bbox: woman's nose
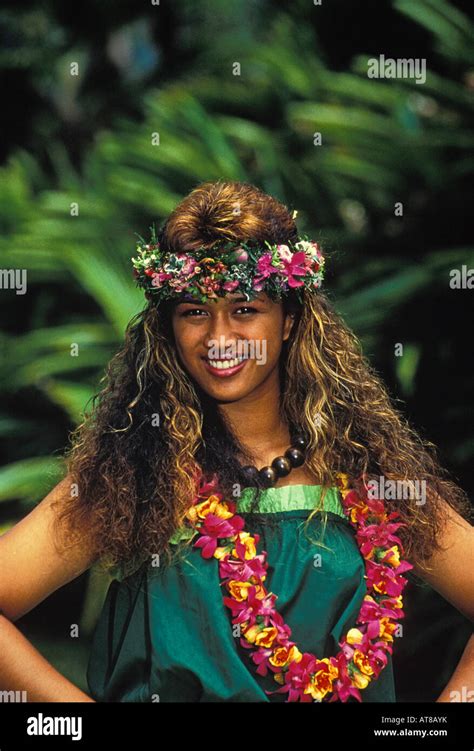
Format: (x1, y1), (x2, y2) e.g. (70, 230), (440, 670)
(204, 313), (237, 341)
(204, 321), (240, 355)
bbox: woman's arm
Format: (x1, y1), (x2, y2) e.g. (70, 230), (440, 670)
(412, 497), (474, 701)
(0, 475), (99, 701)
(435, 633), (474, 702)
(0, 612), (95, 702)
(412, 498), (474, 623)
(0, 475), (99, 622)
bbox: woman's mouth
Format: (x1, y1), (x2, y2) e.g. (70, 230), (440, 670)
(202, 356), (249, 378)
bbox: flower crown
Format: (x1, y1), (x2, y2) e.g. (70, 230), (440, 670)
(131, 225), (325, 305)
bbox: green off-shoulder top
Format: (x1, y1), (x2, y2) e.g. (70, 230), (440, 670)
(86, 483), (397, 702)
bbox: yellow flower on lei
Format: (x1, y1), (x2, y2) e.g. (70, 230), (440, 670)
(379, 617), (398, 642)
(227, 580), (265, 602)
(353, 650), (375, 678)
(384, 545), (401, 567)
(186, 495), (234, 524)
(304, 658), (339, 701)
(269, 645), (303, 668)
(232, 531), (258, 560)
(242, 624), (278, 647)
(352, 670), (371, 690)
(255, 627), (278, 648)
(346, 628), (364, 645)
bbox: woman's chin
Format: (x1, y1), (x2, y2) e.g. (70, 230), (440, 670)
(195, 372), (258, 402)
(198, 380), (253, 402)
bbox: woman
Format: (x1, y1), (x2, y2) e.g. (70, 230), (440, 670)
(0, 180), (473, 703)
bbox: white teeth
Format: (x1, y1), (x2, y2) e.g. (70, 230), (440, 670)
(207, 357), (245, 370)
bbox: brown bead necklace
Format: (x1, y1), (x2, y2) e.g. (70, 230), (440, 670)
(240, 432), (309, 488)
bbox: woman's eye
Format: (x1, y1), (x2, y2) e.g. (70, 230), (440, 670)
(181, 306), (258, 317)
(181, 308), (206, 317)
(235, 306), (258, 315)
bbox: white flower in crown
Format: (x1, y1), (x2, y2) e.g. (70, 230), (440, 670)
(276, 244), (293, 262)
(294, 239), (322, 260)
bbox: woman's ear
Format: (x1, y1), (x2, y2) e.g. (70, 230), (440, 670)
(283, 312), (296, 342)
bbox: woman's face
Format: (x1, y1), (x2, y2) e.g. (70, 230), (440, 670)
(171, 291), (294, 403)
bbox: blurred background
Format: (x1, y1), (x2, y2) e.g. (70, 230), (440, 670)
(0, 0), (473, 702)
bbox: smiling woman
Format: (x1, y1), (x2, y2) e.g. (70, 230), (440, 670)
(171, 291), (292, 394)
(3, 179), (472, 704)
(176, 295), (270, 371)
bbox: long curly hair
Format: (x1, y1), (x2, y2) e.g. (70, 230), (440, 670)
(54, 179), (472, 580)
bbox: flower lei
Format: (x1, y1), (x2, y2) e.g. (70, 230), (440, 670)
(184, 471), (413, 702)
(131, 225), (325, 304)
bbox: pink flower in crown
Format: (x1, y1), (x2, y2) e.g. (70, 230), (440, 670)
(279, 251), (308, 288)
(295, 240), (322, 261)
(151, 272), (173, 287)
(175, 253), (199, 275)
(253, 253), (279, 290)
(222, 280), (240, 292)
(168, 277), (194, 292)
(230, 248), (248, 263)
(339, 640), (356, 662)
(255, 253), (277, 277)
(309, 256), (323, 272)
(294, 241), (324, 274)
(195, 277), (221, 298)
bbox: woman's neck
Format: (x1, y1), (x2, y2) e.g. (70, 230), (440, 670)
(219, 406), (293, 469)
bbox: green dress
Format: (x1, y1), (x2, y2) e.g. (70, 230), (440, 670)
(86, 483), (397, 702)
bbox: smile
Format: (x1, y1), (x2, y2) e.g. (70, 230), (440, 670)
(202, 357), (249, 377)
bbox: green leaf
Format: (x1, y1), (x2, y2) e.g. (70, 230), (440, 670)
(39, 380), (96, 423)
(0, 457), (65, 503)
(395, 343), (422, 397)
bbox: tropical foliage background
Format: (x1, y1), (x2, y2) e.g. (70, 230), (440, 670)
(0, 0), (473, 701)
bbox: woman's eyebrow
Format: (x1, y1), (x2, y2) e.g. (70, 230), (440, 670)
(175, 295), (265, 307)
(227, 295), (267, 304)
